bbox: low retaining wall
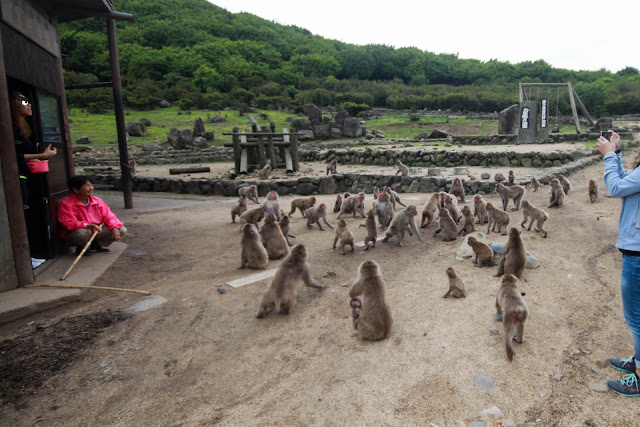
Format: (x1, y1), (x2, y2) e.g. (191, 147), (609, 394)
(87, 154), (602, 198)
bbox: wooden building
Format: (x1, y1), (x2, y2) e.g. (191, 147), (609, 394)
(0, 0), (132, 291)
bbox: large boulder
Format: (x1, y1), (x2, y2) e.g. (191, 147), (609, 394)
(193, 136), (209, 148)
(210, 114), (226, 123)
(318, 176), (338, 194)
(126, 121), (146, 137)
(291, 118), (311, 132)
(498, 104), (519, 135)
(193, 116), (205, 137)
(414, 132), (430, 140)
(330, 128), (343, 139)
(140, 118), (152, 127)
(335, 109), (349, 127)
(429, 129), (449, 138)
(342, 117), (363, 138)
(76, 136), (91, 144)
(313, 125), (331, 139)
(303, 103), (322, 125)
(159, 100), (171, 108)
(167, 128), (194, 149)
(297, 130), (314, 140)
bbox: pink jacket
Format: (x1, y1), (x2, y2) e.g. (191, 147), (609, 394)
(58, 194), (123, 240)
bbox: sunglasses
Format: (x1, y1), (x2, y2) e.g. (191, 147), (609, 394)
(17, 95), (30, 106)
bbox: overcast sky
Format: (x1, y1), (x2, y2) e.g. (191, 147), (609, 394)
(208, 0), (639, 73)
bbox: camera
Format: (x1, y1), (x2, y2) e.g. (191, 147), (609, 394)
(600, 130), (611, 141)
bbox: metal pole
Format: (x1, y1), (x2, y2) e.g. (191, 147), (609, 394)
(106, 18), (133, 208)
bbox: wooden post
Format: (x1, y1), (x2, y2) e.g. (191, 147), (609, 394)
(519, 82), (524, 103)
(249, 116), (259, 133)
(267, 133), (277, 169)
(289, 129), (299, 172)
(256, 126), (266, 167)
(232, 127), (241, 174)
(567, 83), (581, 134)
(240, 132), (248, 173)
(572, 88), (595, 126)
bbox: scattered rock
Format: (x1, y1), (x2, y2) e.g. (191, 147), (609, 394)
(429, 129), (449, 138)
(217, 288), (228, 294)
(140, 118), (152, 127)
(488, 340), (498, 346)
(193, 116), (205, 137)
(159, 100), (171, 108)
(489, 329), (499, 336)
(455, 231), (486, 259)
(488, 243), (540, 268)
(494, 173), (506, 182)
(126, 121), (146, 137)
(591, 366), (601, 374)
(481, 405), (504, 418)
(553, 374), (564, 381)
(76, 136), (91, 144)
(585, 420), (597, 427)
(481, 172), (491, 179)
(589, 384), (609, 393)
(474, 375), (494, 392)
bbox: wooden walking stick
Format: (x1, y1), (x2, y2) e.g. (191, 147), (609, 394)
(60, 229), (99, 281)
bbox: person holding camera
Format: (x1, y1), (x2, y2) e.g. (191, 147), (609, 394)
(597, 130), (640, 396)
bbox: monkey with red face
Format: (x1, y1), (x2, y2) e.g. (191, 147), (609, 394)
(383, 205), (423, 247)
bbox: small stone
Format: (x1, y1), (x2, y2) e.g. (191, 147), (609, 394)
(536, 419), (542, 423)
(480, 405), (504, 418)
(489, 354), (498, 360)
(589, 384), (609, 392)
(595, 358), (609, 368)
(489, 328), (499, 336)
(585, 420), (597, 427)
(539, 392), (547, 398)
(553, 374), (564, 381)
(591, 366), (601, 374)
(488, 340), (498, 346)
(474, 375), (494, 392)
(481, 172), (491, 179)
(217, 288), (228, 294)
(504, 419), (516, 427)
(469, 422), (484, 427)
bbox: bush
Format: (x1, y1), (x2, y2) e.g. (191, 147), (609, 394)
(409, 114), (420, 121)
(340, 102), (370, 116)
(178, 98), (194, 110)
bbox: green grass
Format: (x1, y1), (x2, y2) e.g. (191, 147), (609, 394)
(68, 106), (296, 147)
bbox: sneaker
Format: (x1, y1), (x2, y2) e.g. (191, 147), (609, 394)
(608, 373), (640, 396)
(610, 356), (637, 373)
(90, 242), (110, 253)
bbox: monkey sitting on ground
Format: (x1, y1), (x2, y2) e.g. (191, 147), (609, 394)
(333, 194), (343, 213)
(495, 274), (529, 361)
(508, 170), (515, 185)
(457, 205), (476, 236)
(496, 183), (526, 211)
(589, 180), (598, 203)
(374, 191), (394, 230)
(383, 205), (423, 247)
(257, 164), (271, 180)
(289, 196), (316, 217)
(520, 200), (549, 238)
(326, 159), (338, 175)
(530, 177), (540, 192)
(238, 185), (259, 204)
(383, 186), (407, 211)
(305, 204), (334, 231)
(333, 219), (355, 255)
(231, 197), (247, 223)
(557, 174), (571, 195)
(421, 193), (440, 228)
(256, 244), (326, 318)
(473, 194), (488, 224)
(373, 186), (380, 200)
(260, 213), (290, 260)
(278, 214), (296, 246)
(449, 178), (466, 203)
(433, 208), (458, 242)
(444, 195), (461, 223)
(348, 260), (393, 340)
(239, 205), (266, 227)
(263, 191), (281, 221)
(337, 192), (366, 219)
(359, 209), (377, 250)
(444, 267), (467, 298)
(548, 178), (565, 208)
(496, 227), (527, 279)
(239, 223), (269, 269)
(395, 159), (409, 176)
(467, 236), (494, 267)
(486, 202), (511, 235)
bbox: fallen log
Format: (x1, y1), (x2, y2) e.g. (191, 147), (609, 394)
(169, 166), (211, 175)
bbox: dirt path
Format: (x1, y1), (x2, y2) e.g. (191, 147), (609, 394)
(0, 157), (636, 425)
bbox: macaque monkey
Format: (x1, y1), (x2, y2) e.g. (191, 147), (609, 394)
(439, 191), (448, 209)
(333, 194), (343, 213)
(326, 159), (338, 175)
(238, 184), (259, 204)
(395, 159), (409, 176)
(530, 177), (540, 192)
(231, 197), (247, 223)
(348, 260), (393, 340)
(496, 228), (527, 279)
(508, 170), (515, 185)
(557, 174), (571, 195)
(289, 197), (316, 217)
(337, 192), (366, 219)
(240, 205), (266, 227)
(486, 202), (511, 235)
(449, 178), (466, 203)
(434, 208), (458, 242)
(257, 164), (271, 180)
(444, 195), (461, 223)
(473, 195), (488, 224)
(263, 191), (281, 221)
(444, 267), (467, 298)
(278, 214), (296, 246)
(305, 204), (334, 231)
(383, 205), (423, 247)
(496, 183), (526, 211)
(360, 209), (377, 250)
(373, 186), (380, 200)
(520, 200), (549, 238)
(589, 180), (598, 203)
(467, 236), (494, 267)
(495, 274), (529, 361)
(420, 193), (439, 228)
(457, 205), (476, 236)
(256, 244), (326, 318)
(374, 191), (394, 230)
(333, 219), (355, 255)
(259, 213), (290, 260)
(548, 179), (565, 208)
(383, 186), (406, 210)
(239, 223), (269, 269)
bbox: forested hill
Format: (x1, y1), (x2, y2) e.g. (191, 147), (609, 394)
(60, 0), (640, 115)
